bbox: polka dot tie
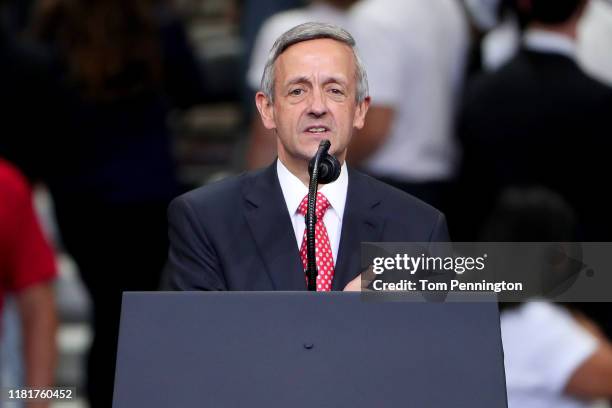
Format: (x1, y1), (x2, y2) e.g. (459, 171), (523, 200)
(297, 192), (334, 291)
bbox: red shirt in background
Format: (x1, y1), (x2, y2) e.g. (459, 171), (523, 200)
(0, 159), (57, 314)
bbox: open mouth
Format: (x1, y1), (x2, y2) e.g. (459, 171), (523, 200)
(304, 126), (331, 135)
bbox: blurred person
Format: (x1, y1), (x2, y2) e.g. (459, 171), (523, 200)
(578, 0), (612, 86)
(503, 301), (612, 408)
(245, 0), (357, 169)
(482, 187), (612, 408)
(348, 0), (470, 212)
(0, 158), (57, 408)
(29, 0), (206, 406)
(457, 0), (612, 241)
(479, 0), (612, 78)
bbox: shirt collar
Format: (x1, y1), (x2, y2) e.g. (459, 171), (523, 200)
(523, 28), (577, 60)
(277, 158), (348, 221)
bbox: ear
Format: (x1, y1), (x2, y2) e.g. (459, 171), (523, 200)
(255, 92), (277, 130)
(353, 96), (371, 130)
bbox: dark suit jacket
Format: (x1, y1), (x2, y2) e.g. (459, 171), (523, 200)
(166, 162), (449, 291)
(457, 49), (612, 241)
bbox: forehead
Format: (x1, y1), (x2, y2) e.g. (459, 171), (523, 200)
(274, 38), (356, 83)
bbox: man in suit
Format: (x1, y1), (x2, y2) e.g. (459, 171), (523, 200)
(166, 22), (449, 292)
(457, 0), (612, 242)
(458, 0), (612, 341)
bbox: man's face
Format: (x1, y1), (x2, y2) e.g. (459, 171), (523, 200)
(256, 38), (369, 167)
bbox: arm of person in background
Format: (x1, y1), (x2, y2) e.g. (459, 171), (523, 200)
(346, 106), (394, 166)
(345, 7), (401, 167)
(565, 312), (612, 398)
(17, 284), (57, 406)
(1, 161), (58, 405)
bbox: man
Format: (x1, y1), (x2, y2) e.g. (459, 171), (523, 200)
(0, 159), (57, 407)
(458, 0), (612, 355)
(458, 0), (612, 241)
(244, 0), (357, 169)
(166, 23), (449, 291)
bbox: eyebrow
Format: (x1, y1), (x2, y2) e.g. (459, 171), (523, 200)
(284, 76), (348, 88)
(285, 76), (311, 87)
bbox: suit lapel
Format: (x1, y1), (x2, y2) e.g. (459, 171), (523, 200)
(332, 168), (385, 291)
(243, 162), (306, 290)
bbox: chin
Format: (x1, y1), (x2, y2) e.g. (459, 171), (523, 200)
(301, 148), (319, 161)
(299, 142), (325, 157)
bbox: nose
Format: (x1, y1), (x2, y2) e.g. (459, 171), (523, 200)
(307, 88), (327, 118)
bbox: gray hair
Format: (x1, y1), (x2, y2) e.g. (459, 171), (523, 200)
(260, 22), (369, 103)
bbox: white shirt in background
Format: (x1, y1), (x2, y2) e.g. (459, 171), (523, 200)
(578, 0), (612, 86)
(501, 302), (600, 408)
(482, 14), (521, 71)
(524, 28), (577, 59)
(350, 0), (469, 182)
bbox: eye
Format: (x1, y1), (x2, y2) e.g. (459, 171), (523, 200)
(327, 87), (345, 97)
(289, 88), (304, 96)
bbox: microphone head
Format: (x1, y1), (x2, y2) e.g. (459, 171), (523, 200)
(318, 154), (341, 184)
(308, 152), (341, 184)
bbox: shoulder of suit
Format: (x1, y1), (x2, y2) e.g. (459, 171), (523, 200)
(466, 51), (612, 102)
(465, 55), (526, 94)
(573, 67), (612, 99)
(170, 168), (264, 208)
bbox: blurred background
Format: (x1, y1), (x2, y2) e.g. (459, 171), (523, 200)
(1, 0), (611, 407)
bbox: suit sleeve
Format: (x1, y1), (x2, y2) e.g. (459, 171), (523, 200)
(165, 196), (227, 291)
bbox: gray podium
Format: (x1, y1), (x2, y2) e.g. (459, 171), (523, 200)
(113, 292), (507, 407)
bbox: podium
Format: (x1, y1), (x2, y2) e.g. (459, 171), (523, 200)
(113, 292), (507, 407)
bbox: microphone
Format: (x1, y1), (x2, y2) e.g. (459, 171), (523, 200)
(305, 140), (341, 291)
(308, 141), (341, 185)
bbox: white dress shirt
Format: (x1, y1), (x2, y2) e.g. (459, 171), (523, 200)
(276, 159), (348, 264)
(524, 28), (577, 60)
(483, 26), (579, 72)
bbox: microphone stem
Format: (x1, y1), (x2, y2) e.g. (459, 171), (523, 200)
(306, 140), (331, 291)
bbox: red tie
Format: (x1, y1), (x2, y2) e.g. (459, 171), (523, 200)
(298, 192), (334, 291)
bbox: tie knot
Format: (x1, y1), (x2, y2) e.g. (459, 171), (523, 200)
(298, 192), (331, 220)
